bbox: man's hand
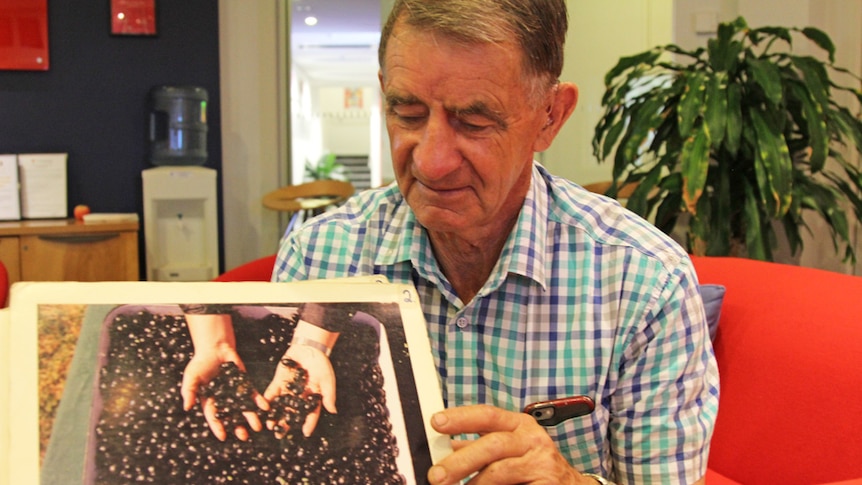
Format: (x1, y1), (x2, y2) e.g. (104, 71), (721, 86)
(427, 404), (596, 485)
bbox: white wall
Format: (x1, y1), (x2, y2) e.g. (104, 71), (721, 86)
(218, 0), (288, 271)
(290, 63), (323, 185)
(673, 0), (739, 51)
(318, 86), (373, 157)
(541, 0), (674, 185)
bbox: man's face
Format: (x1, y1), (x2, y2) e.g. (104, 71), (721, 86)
(380, 23), (551, 237)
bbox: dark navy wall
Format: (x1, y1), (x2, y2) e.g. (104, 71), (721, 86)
(0, 0), (222, 276)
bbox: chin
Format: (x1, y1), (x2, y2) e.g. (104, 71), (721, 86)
(412, 206), (471, 233)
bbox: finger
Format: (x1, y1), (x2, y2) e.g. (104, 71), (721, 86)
(430, 431), (526, 485)
(234, 424), (250, 442)
(463, 439), (580, 485)
(230, 354), (248, 373)
(431, 404), (523, 436)
(263, 381), (281, 402)
(450, 438), (474, 451)
(302, 404), (321, 437)
(319, 378), (337, 414)
(427, 408), (542, 485)
(251, 389), (271, 412)
(180, 374), (199, 411)
(201, 397), (227, 441)
(243, 409), (263, 433)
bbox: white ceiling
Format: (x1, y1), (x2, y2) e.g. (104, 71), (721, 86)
(290, 0), (382, 87)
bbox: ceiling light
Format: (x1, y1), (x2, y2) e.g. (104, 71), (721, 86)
(304, 16), (318, 26)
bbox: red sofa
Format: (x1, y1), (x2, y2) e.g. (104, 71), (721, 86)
(693, 256), (862, 485)
(216, 255), (862, 484)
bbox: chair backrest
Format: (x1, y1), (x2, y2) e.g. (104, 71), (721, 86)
(581, 180), (640, 199)
(262, 179), (355, 213)
(0, 258), (7, 307)
(213, 254), (277, 282)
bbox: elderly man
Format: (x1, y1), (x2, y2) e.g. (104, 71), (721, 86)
(182, 0), (718, 483)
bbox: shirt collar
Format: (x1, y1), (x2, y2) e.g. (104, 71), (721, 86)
(374, 163), (550, 291)
(491, 162), (549, 292)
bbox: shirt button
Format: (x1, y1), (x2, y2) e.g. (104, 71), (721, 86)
(456, 317), (469, 328)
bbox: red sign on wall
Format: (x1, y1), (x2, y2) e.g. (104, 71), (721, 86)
(110, 0), (157, 36)
(0, 0), (50, 71)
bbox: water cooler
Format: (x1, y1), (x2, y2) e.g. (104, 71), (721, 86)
(142, 86), (218, 281)
(143, 167), (218, 281)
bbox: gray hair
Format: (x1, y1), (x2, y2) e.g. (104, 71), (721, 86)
(378, 0), (568, 98)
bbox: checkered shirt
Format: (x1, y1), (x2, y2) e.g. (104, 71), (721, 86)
(273, 162), (719, 484)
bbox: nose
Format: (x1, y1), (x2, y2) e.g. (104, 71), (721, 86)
(412, 112), (460, 182)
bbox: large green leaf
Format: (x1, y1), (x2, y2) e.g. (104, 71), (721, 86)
(710, 158), (733, 255)
(594, 105), (623, 160)
(826, 171), (862, 231)
(604, 49), (662, 86)
(780, 206), (804, 256)
(750, 109), (793, 217)
(677, 72), (707, 136)
(622, 97), (666, 163)
(743, 182), (768, 260)
(680, 123), (711, 214)
(786, 82), (828, 172)
(800, 26), (836, 63)
(704, 74), (728, 150)
(804, 181), (851, 257)
(747, 58), (784, 107)
(600, 116), (626, 162)
(707, 21), (742, 72)
(724, 83), (743, 156)
(626, 162), (663, 216)
(831, 107), (862, 156)
(792, 56), (831, 108)
(664, 44), (703, 60)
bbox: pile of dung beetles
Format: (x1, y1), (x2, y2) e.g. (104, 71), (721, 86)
(94, 307), (405, 484)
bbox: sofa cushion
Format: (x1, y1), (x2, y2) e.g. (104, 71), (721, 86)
(692, 256), (862, 484)
(699, 284), (725, 341)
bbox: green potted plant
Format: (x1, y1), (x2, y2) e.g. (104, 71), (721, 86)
(304, 153), (346, 181)
(592, 16), (862, 262)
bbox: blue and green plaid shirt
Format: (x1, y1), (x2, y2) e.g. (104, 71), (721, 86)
(273, 162), (719, 483)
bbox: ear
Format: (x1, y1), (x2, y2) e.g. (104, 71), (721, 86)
(533, 82), (579, 153)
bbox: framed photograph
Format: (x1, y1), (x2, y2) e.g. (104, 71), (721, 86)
(110, 0), (157, 36)
(3, 279), (450, 484)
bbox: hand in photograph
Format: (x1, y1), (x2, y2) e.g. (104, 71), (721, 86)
(263, 341), (338, 439)
(180, 313), (270, 441)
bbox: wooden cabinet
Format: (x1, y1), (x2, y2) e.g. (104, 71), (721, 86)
(0, 219), (139, 284)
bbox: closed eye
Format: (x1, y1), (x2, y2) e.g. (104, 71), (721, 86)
(453, 103), (507, 132)
(452, 117), (494, 134)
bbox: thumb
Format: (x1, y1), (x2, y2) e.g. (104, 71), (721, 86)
(180, 373), (199, 411)
(263, 380), (281, 402)
(302, 407), (321, 437)
(320, 379), (338, 414)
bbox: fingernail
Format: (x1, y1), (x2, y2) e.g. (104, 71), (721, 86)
(427, 465), (447, 484)
(432, 412), (448, 427)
